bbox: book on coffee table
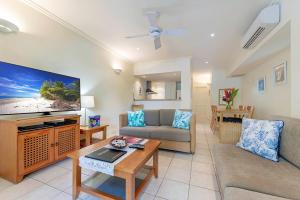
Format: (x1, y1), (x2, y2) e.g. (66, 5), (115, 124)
(85, 147), (127, 163)
(124, 136), (145, 144)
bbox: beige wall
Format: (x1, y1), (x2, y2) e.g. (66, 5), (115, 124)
(210, 69), (242, 107)
(289, 0), (300, 118)
(134, 57), (192, 109)
(242, 48), (291, 119)
(0, 0), (134, 135)
(229, 0), (300, 119)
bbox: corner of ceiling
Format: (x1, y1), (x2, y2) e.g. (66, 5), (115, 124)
(21, 0), (132, 63)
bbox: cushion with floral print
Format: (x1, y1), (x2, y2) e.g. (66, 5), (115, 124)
(127, 110), (145, 127)
(172, 110), (193, 130)
(237, 118), (284, 162)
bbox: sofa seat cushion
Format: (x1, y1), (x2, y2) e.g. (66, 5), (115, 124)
(119, 126), (156, 138)
(224, 187), (292, 200)
(150, 126), (190, 142)
(212, 144), (300, 200)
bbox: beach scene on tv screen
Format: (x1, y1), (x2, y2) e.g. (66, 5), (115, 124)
(0, 61), (80, 115)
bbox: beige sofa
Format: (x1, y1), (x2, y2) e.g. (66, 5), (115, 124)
(119, 109), (196, 153)
(212, 116), (300, 200)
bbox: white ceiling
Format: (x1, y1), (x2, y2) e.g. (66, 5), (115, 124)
(26, 0), (273, 69)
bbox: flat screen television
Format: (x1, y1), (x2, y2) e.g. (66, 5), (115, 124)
(0, 61), (81, 115)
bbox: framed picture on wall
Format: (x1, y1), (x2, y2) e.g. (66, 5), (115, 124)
(218, 89), (228, 105)
(273, 61), (287, 85)
(257, 77), (266, 93)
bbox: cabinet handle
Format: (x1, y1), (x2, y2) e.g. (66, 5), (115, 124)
(50, 143), (55, 147)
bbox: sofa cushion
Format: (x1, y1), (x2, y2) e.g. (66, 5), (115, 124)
(172, 110), (193, 130)
(127, 110), (145, 127)
(274, 116), (300, 168)
(212, 144), (300, 200)
(237, 118), (284, 162)
(159, 109), (175, 126)
(224, 187), (291, 200)
(150, 126), (190, 142)
(144, 110), (160, 126)
(119, 126), (155, 138)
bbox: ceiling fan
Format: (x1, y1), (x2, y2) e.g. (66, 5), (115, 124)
(125, 11), (186, 50)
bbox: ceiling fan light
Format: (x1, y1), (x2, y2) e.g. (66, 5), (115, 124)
(0, 18), (19, 33)
(0, 24), (12, 32)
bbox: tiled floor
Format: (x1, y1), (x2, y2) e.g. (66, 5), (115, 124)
(0, 123), (221, 200)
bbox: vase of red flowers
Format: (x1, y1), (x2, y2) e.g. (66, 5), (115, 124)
(222, 88), (239, 110)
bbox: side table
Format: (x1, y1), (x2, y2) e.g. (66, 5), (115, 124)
(80, 125), (109, 147)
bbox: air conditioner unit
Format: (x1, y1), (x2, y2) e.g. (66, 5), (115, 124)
(242, 4), (280, 49)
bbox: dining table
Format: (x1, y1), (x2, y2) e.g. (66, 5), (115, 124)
(217, 109), (250, 122)
(216, 108), (249, 144)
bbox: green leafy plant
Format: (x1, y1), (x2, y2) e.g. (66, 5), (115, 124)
(222, 88), (239, 110)
(40, 80), (80, 102)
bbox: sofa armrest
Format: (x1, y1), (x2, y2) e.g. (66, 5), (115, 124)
(119, 113), (128, 129)
(190, 114), (196, 153)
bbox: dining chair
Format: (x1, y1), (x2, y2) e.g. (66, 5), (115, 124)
(235, 105), (245, 118)
(246, 106), (255, 118)
(246, 106), (252, 110)
(210, 105), (218, 133)
(239, 105), (245, 111)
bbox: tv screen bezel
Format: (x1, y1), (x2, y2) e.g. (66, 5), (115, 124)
(0, 60), (81, 115)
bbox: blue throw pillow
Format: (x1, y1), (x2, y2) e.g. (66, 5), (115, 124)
(172, 110), (193, 130)
(128, 110), (145, 127)
(236, 118), (284, 162)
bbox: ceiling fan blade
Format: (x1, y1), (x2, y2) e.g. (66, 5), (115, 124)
(125, 34), (148, 39)
(162, 29), (186, 36)
(145, 11), (160, 27)
(154, 37), (161, 50)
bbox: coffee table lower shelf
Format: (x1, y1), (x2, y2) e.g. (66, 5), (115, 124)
(79, 166), (153, 200)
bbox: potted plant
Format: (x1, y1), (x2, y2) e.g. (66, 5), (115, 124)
(222, 88), (239, 110)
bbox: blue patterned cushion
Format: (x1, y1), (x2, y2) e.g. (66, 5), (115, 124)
(127, 110), (145, 127)
(172, 110), (193, 130)
(237, 118), (284, 162)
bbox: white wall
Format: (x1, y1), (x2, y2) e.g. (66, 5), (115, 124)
(134, 57), (192, 110)
(133, 78), (146, 100)
(210, 69), (242, 107)
(229, 0), (300, 118)
(0, 0), (134, 135)
(289, 0), (300, 118)
(241, 48), (291, 119)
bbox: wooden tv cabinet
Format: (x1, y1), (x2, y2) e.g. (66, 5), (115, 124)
(0, 114), (80, 183)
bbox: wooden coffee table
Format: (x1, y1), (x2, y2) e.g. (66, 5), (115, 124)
(68, 137), (161, 200)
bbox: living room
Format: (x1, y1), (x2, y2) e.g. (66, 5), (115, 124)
(0, 0), (299, 200)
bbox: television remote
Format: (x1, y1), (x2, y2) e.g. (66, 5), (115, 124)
(129, 144), (144, 150)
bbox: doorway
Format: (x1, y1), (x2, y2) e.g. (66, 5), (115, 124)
(192, 85), (211, 124)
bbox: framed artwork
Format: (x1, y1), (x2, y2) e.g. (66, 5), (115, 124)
(257, 77), (266, 93)
(273, 61), (287, 85)
(218, 89), (228, 105)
